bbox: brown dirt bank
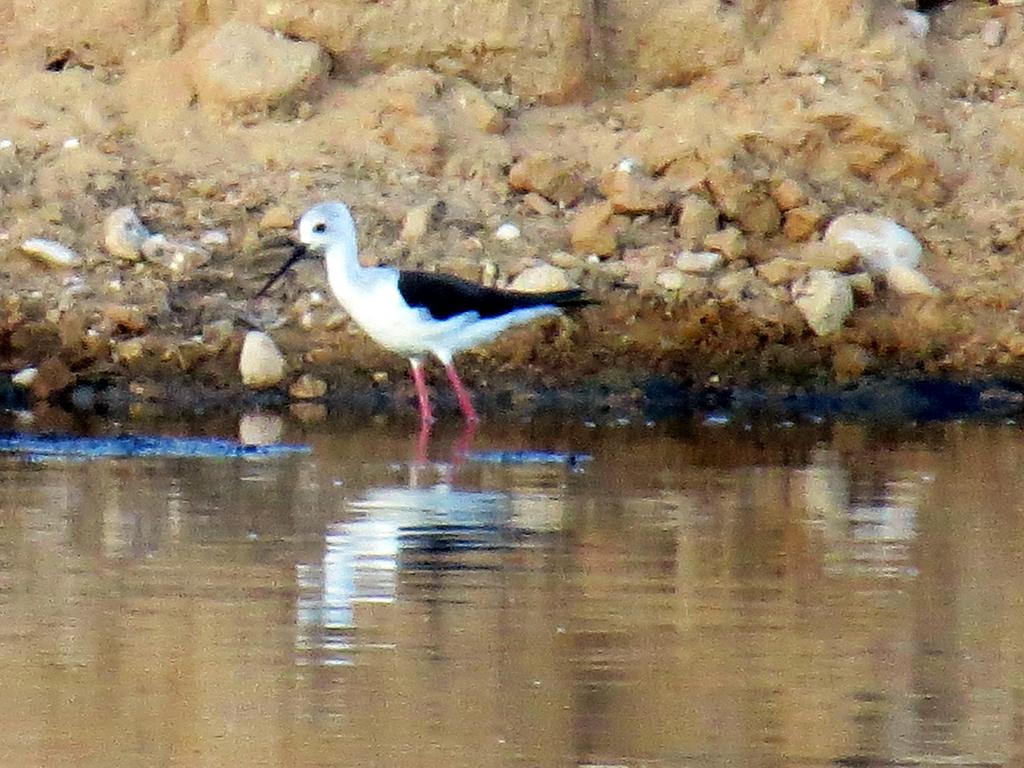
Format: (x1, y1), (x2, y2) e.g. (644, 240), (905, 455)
(3, 1), (1024, 421)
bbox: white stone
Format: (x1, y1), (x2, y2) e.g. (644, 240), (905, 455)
(239, 331), (286, 388)
(0, 139), (13, 152)
(401, 204), (433, 243)
(885, 263), (940, 296)
(824, 213), (922, 274)
(655, 268), (687, 291)
(902, 10), (929, 39)
(792, 269), (854, 336)
(62, 137), (81, 150)
(11, 367), (38, 389)
(103, 207), (151, 262)
(616, 157), (639, 173)
(674, 250), (723, 274)
(19, 238), (80, 267)
(494, 222), (521, 241)
(200, 229), (230, 247)
(982, 19), (1006, 47)
(509, 263), (575, 292)
(239, 413), (284, 445)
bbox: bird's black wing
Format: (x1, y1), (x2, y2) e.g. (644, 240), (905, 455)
(397, 270), (592, 321)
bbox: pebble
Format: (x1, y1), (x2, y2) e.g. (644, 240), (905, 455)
(494, 222), (521, 241)
(771, 178), (808, 211)
(200, 230), (230, 247)
(452, 81), (506, 134)
(11, 367), (38, 389)
(142, 235), (211, 276)
(239, 413), (285, 445)
(982, 19), (1005, 47)
(824, 213), (921, 273)
(568, 201), (617, 256)
(783, 204), (827, 242)
(902, 10), (929, 39)
(62, 137), (81, 150)
(886, 263), (940, 296)
(0, 139), (13, 152)
(401, 204), (433, 243)
(599, 167), (668, 214)
(289, 373), (328, 400)
(239, 331), (286, 389)
(510, 263), (575, 292)
(19, 238), (80, 267)
(655, 268), (687, 291)
(676, 195), (720, 248)
(103, 207), (151, 262)
(703, 226), (747, 261)
(508, 153), (585, 206)
(824, 213), (938, 295)
(674, 250), (723, 274)
(792, 270), (854, 336)
(31, 357), (75, 399)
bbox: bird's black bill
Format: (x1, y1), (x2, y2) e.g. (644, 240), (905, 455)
(255, 243), (309, 297)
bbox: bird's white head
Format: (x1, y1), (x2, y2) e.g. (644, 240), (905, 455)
(298, 201), (358, 253)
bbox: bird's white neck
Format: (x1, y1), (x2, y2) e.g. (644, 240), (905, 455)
(322, 228), (368, 299)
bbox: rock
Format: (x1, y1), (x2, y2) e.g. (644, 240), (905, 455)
(886, 264), (940, 296)
(705, 165), (759, 221)
(771, 179), (808, 211)
(494, 223), (521, 241)
(823, 214), (921, 274)
(289, 373), (328, 400)
(102, 305), (149, 334)
(239, 413), (284, 445)
(549, 251), (583, 269)
(239, 331), (286, 389)
(200, 230), (230, 248)
(598, 168), (668, 214)
(523, 192), (558, 216)
(792, 270), (854, 336)
(259, 205), (295, 230)
(103, 207), (150, 262)
(510, 264), (575, 292)
(191, 22), (329, 119)
(569, 201), (617, 256)
(783, 204), (827, 242)
(509, 153), (585, 206)
(982, 19), (1006, 47)
(738, 197), (782, 237)
(703, 226), (747, 261)
(801, 241), (861, 272)
(141, 235), (211, 277)
(19, 238), (80, 267)
(452, 81), (506, 134)
(674, 251), (723, 274)
(11, 367), (38, 389)
(31, 357), (74, 400)
(676, 195), (719, 248)
(655, 268), (687, 291)
(757, 257), (808, 285)
(902, 10), (929, 39)
(848, 272), (876, 301)
(112, 338), (145, 365)
(401, 204), (433, 243)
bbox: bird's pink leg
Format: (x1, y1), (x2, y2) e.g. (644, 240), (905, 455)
(409, 359), (434, 426)
(444, 363), (480, 424)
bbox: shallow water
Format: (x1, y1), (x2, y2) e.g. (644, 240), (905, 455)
(2, 414), (1024, 767)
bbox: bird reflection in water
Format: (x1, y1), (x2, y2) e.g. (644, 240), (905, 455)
(294, 466), (516, 667)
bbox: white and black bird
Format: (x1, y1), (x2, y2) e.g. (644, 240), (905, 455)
(257, 201), (592, 425)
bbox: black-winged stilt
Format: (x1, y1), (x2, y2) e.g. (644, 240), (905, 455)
(257, 201), (592, 425)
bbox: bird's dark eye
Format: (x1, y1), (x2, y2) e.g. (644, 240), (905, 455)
(313, 222), (327, 234)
